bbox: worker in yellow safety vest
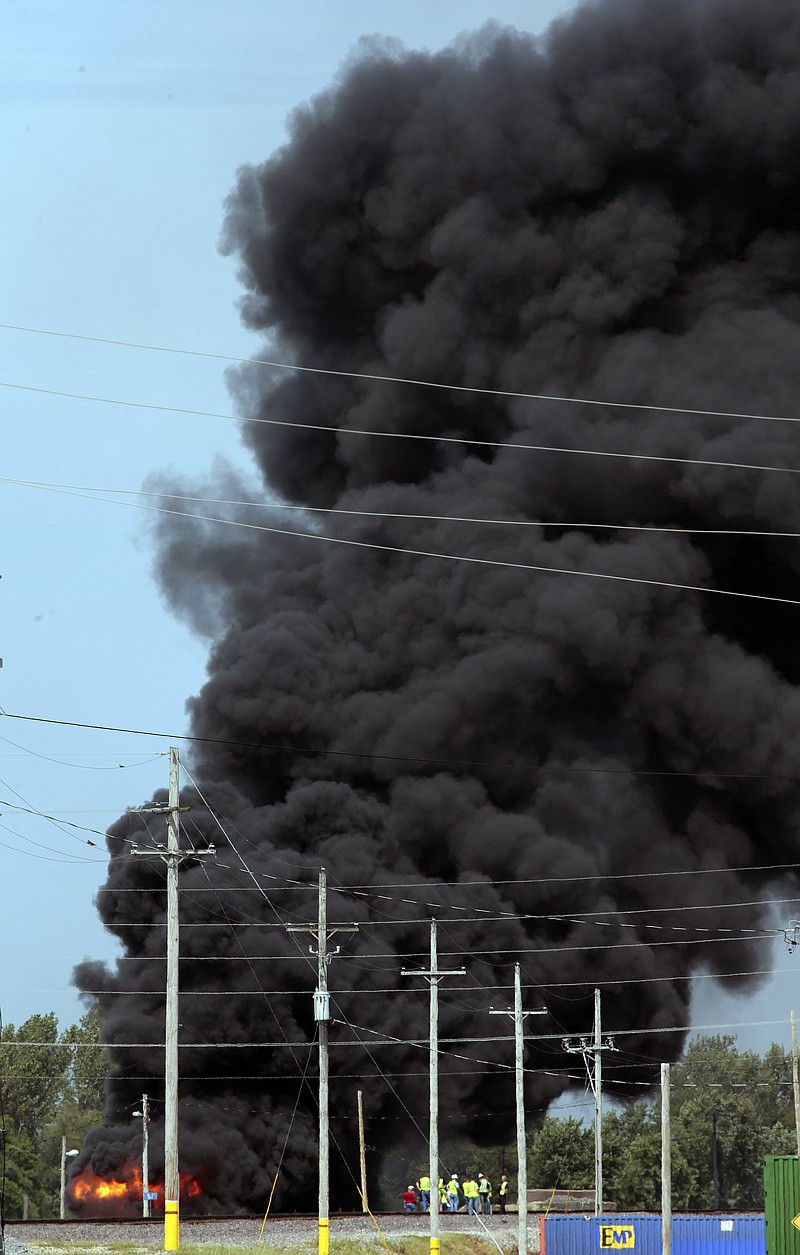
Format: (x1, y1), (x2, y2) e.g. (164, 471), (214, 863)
(438, 1178), (447, 1211)
(418, 1174), (431, 1212)
(463, 1175), (479, 1215)
(478, 1172), (492, 1215)
(446, 1175), (460, 1212)
(499, 1174), (508, 1213)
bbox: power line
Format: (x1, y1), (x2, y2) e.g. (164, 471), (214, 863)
(47, 858), (800, 889)
(5, 376), (800, 481)
(5, 707), (800, 782)
(333, 862), (800, 889)
(3, 1016), (793, 1049)
(5, 472), (799, 606)
(5, 964), (797, 992)
(18, 913), (779, 940)
(6, 474), (800, 540)
(2, 319), (799, 426)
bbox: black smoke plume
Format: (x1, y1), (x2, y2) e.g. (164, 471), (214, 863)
(73, 0), (800, 1213)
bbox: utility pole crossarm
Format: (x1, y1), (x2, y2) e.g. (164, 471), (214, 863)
(561, 1037), (618, 1054)
(400, 966), (468, 978)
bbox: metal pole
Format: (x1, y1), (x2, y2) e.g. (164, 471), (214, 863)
(357, 1091), (368, 1213)
(60, 1135), (67, 1221)
(515, 965), (528, 1255)
(661, 1064), (671, 1255)
(164, 747), (180, 1252)
(318, 869), (330, 1255)
(594, 988), (602, 1217)
(791, 1011), (800, 1158)
(429, 921), (440, 1255)
(711, 1112), (720, 1210)
(142, 1094), (151, 1219)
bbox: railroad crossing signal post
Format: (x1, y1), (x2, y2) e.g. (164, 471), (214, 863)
(402, 921), (466, 1255)
(490, 964), (547, 1255)
(132, 747), (215, 1253)
(287, 869), (357, 1255)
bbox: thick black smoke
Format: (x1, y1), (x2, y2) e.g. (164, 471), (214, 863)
(74, 0), (800, 1214)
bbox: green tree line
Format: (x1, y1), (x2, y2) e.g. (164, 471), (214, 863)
(0, 1008), (107, 1219)
(373, 1037), (797, 1213)
(2, 1025), (794, 1216)
(527, 1036), (796, 1211)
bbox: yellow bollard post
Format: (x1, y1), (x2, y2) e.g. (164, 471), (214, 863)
(164, 1199), (179, 1251)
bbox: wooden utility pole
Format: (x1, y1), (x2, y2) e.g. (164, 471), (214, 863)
(287, 870), (356, 1255)
(490, 964), (547, 1255)
(562, 988), (617, 1219)
(661, 1064), (671, 1255)
(132, 748), (215, 1252)
(357, 1091), (368, 1213)
(141, 1094), (151, 1218)
(60, 1135), (68, 1221)
(791, 1011), (800, 1157)
(402, 921), (466, 1255)
(60, 1135), (78, 1220)
(593, 989), (603, 1215)
(317, 870), (330, 1255)
(163, 749), (181, 1252)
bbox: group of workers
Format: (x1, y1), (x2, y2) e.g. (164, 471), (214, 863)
(404, 1172), (509, 1215)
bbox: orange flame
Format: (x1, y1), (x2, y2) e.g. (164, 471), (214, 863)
(69, 1164), (204, 1215)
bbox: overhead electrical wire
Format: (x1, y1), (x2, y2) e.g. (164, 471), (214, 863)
(8, 964), (796, 993)
(42, 914), (780, 941)
(2, 1014), (791, 1049)
(5, 471), (800, 607)
(113, 887), (799, 924)
(6, 707), (800, 783)
(3, 319), (800, 426)
(0, 731), (165, 772)
(5, 379), (800, 482)
(6, 475), (800, 541)
(89, 858), (800, 888)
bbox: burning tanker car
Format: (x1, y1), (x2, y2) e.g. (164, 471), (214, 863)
(70, 0), (800, 1215)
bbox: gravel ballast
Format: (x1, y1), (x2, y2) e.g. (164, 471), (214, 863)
(7, 1212), (539, 1251)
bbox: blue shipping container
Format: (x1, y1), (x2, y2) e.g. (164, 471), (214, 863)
(544, 1214), (661, 1255)
(543, 1213), (766, 1255)
(674, 1215), (765, 1255)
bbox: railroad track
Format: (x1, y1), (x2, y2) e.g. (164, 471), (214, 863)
(9, 1211), (406, 1226)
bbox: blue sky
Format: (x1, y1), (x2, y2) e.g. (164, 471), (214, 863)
(1, 0), (795, 1060)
